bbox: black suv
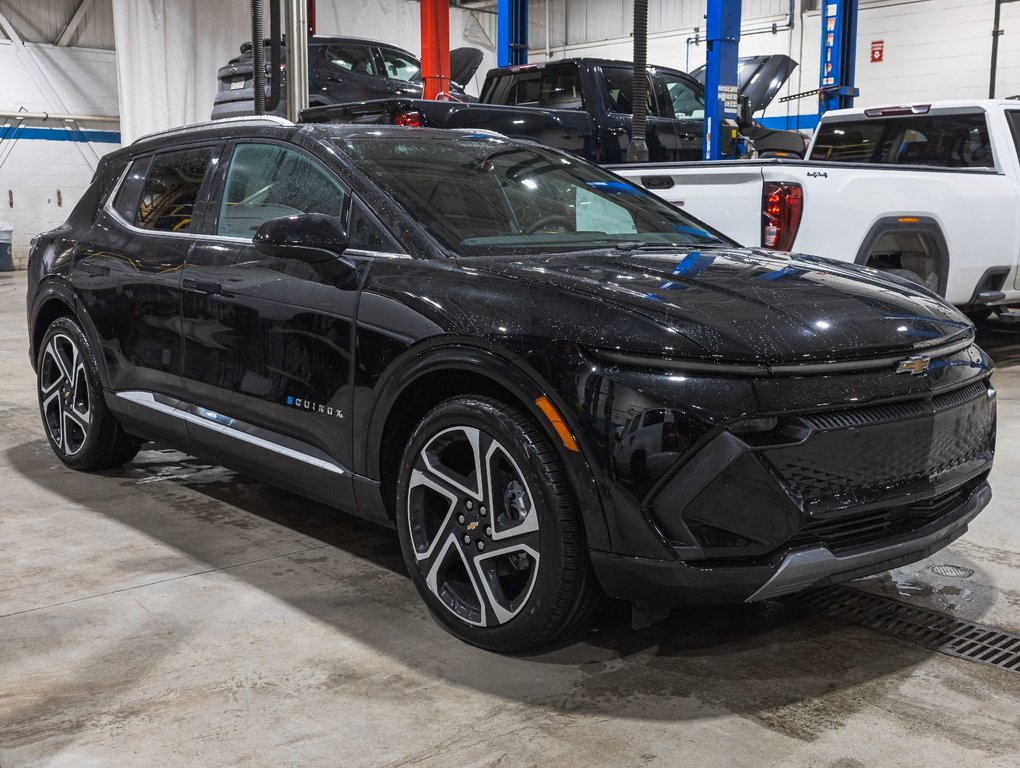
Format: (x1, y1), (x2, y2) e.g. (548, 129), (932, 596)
(27, 118), (995, 651)
(211, 36), (481, 120)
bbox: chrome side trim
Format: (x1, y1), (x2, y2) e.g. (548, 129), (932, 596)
(116, 391), (346, 476)
(745, 482), (990, 602)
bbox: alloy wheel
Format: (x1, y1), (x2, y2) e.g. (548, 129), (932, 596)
(39, 333), (92, 456)
(406, 426), (541, 627)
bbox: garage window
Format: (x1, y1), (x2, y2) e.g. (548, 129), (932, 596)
(217, 144), (347, 239)
(134, 148), (213, 233)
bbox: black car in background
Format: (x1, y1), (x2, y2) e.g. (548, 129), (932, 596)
(212, 35), (482, 119)
(27, 119), (995, 651)
(304, 55), (808, 161)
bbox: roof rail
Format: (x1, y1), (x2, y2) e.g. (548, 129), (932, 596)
(132, 115), (294, 145)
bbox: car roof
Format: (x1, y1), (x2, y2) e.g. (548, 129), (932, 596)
(488, 58), (690, 79)
(118, 117), (508, 160)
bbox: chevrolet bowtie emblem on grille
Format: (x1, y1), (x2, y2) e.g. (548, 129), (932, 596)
(895, 355), (932, 375)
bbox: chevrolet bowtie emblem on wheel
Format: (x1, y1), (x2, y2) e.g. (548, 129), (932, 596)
(895, 355), (932, 375)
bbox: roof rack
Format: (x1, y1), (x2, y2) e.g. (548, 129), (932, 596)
(132, 115), (294, 145)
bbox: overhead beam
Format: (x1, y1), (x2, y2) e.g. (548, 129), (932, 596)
(57, 0), (97, 47)
(0, 7), (24, 45)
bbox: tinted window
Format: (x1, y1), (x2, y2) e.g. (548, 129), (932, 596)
(217, 143), (347, 239)
(135, 148), (213, 232)
(1005, 112), (1020, 161)
(112, 156), (150, 223)
(340, 135), (723, 257)
(602, 67), (656, 115)
(811, 113), (993, 167)
(349, 203), (398, 251)
(379, 48), (420, 82)
(657, 72), (704, 119)
(642, 410), (667, 427)
(484, 69), (583, 109)
(325, 44), (377, 76)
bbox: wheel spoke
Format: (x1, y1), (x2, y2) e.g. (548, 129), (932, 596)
(419, 426), (486, 500)
(407, 468), (459, 563)
(484, 440), (539, 540)
(70, 362), (91, 425)
(472, 537), (541, 625)
(40, 341), (67, 393)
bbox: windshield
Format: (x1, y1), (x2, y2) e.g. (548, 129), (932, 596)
(338, 133), (725, 257)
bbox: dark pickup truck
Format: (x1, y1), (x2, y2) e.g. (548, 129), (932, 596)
(302, 55), (807, 163)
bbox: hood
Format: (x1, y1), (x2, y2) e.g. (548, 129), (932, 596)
(451, 47), (484, 87)
(691, 55), (798, 113)
(466, 248), (971, 364)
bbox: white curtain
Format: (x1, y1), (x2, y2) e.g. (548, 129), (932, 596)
(111, 0), (495, 143)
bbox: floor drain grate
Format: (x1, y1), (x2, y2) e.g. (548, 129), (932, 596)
(786, 585), (1020, 673)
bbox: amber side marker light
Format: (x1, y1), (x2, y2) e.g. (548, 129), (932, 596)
(898, 216), (920, 223)
(535, 396), (580, 453)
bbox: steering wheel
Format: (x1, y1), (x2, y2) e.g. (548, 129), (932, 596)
(524, 215), (574, 234)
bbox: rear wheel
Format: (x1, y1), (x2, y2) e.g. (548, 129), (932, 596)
(37, 317), (140, 470)
(395, 396), (601, 651)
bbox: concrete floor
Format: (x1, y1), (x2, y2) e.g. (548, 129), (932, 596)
(1, 269), (1018, 768)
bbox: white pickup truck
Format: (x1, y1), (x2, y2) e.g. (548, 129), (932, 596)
(612, 100), (1020, 316)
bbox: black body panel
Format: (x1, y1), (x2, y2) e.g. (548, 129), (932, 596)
(26, 122), (996, 608)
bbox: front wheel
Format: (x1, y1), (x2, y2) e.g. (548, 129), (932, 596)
(37, 316), (141, 470)
(395, 396), (601, 652)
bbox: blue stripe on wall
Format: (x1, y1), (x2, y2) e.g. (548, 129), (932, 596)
(757, 113), (821, 131)
(0, 126), (121, 144)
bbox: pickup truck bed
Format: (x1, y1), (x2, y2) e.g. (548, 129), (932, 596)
(613, 101), (1020, 311)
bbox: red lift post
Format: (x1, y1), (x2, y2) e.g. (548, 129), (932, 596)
(420, 0), (451, 100)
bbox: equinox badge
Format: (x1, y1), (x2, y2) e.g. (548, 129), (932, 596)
(895, 355), (932, 375)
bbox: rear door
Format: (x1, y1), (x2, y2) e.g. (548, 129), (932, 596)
(77, 143), (219, 399)
(179, 138), (375, 507)
(317, 41), (387, 102)
(599, 65), (689, 163)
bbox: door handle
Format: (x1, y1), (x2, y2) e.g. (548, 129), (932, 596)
(182, 277), (223, 295)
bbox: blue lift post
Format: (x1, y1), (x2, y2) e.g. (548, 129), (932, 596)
(819, 0), (860, 113)
(703, 0), (741, 160)
(496, 0), (528, 67)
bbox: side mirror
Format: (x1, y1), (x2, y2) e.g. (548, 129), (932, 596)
(253, 213), (350, 262)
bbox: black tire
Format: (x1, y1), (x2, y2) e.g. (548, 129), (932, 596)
(36, 316), (141, 470)
(395, 395), (602, 652)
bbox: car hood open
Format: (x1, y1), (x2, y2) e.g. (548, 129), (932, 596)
(690, 55), (798, 114)
(467, 247), (972, 364)
(451, 47), (484, 87)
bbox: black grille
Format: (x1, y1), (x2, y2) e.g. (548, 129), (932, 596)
(765, 383), (994, 503)
(798, 381), (987, 430)
(787, 481), (978, 553)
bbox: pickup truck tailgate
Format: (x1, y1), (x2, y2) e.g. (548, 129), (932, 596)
(610, 163), (767, 247)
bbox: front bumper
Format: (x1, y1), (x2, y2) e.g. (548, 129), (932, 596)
(592, 478), (991, 604)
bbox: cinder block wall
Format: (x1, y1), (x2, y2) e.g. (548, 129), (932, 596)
(0, 44), (120, 269)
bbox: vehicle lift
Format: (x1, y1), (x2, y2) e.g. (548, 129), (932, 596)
(702, 0), (859, 159)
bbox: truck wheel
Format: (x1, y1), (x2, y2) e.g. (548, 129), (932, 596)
(37, 317), (141, 470)
(395, 395), (602, 651)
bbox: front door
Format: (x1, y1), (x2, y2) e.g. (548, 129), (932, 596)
(179, 140), (364, 503)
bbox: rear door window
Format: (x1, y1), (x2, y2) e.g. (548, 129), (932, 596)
(325, 44), (377, 76)
(216, 143), (347, 239)
(134, 148), (214, 233)
(601, 67), (657, 115)
(811, 112), (994, 167)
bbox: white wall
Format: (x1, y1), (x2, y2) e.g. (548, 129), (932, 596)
(0, 42), (120, 269)
(530, 0), (1020, 128)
